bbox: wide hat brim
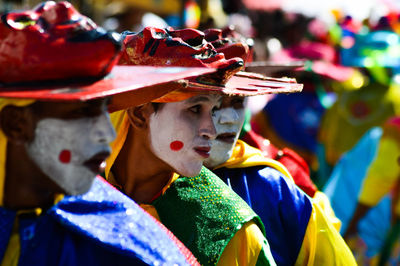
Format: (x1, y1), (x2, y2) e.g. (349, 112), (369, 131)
(153, 71), (303, 102)
(188, 71), (303, 95)
(244, 61), (305, 76)
(0, 66), (215, 112)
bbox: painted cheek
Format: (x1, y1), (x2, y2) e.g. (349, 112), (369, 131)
(170, 141), (184, 151)
(59, 150), (71, 164)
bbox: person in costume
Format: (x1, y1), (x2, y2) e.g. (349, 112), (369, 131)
(197, 28), (356, 265)
(318, 28), (400, 178)
(202, 92), (356, 265)
(0, 2), (204, 265)
(251, 40), (356, 181)
(205, 27), (319, 198)
(323, 125), (395, 265)
(341, 117), (400, 265)
(105, 26), (302, 265)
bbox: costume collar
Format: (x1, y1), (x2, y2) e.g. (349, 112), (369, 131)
(214, 139), (293, 181)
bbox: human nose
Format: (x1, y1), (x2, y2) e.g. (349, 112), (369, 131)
(218, 107), (240, 125)
(199, 112), (217, 140)
(91, 113), (116, 144)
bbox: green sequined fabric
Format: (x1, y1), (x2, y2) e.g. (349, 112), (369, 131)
(152, 167), (265, 265)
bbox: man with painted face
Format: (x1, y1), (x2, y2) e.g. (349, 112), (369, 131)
(203, 95), (357, 265)
(0, 2), (213, 265)
(105, 26), (303, 265)
(200, 29), (356, 265)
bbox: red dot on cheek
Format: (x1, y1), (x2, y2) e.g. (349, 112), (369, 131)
(59, 150), (71, 164)
(170, 141), (184, 151)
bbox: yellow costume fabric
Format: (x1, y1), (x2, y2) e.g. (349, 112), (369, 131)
(105, 110), (270, 265)
(312, 191), (342, 231)
(295, 201), (357, 266)
(358, 136), (400, 216)
(217, 221), (265, 266)
(215, 139), (293, 181)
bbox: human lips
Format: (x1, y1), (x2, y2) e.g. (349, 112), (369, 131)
(194, 146), (211, 158)
(83, 151), (110, 174)
(216, 132), (236, 143)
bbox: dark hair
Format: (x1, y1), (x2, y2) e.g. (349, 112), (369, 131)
(151, 102), (165, 112)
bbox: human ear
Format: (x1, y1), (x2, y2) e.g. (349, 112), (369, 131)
(126, 103), (154, 129)
(0, 105), (35, 144)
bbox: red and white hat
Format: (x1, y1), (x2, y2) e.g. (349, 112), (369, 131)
(118, 26), (303, 102)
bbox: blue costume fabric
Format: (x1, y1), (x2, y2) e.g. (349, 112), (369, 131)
(323, 127), (392, 257)
(262, 92), (325, 153)
(0, 176), (193, 266)
(213, 166), (312, 266)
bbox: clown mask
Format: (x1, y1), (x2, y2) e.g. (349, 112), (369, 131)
(149, 94), (221, 177)
(204, 96), (247, 168)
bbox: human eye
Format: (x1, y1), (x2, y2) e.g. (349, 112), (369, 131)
(211, 106), (220, 116)
(66, 105), (101, 119)
(231, 98), (245, 109)
(188, 104), (201, 114)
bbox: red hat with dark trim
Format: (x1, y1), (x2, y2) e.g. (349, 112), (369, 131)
(0, 1), (214, 111)
(118, 26), (302, 102)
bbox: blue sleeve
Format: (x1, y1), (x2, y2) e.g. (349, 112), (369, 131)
(215, 166), (313, 266)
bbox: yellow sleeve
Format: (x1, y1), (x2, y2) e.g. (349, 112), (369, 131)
(140, 203), (161, 221)
(1, 220), (20, 266)
(313, 191), (342, 232)
(295, 200), (357, 266)
(358, 137), (400, 206)
(217, 221), (275, 266)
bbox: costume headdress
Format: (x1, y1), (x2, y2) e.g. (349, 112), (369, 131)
(118, 27), (303, 102)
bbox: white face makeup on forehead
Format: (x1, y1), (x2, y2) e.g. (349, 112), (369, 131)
(204, 96), (247, 168)
(149, 94), (221, 177)
(25, 112), (116, 195)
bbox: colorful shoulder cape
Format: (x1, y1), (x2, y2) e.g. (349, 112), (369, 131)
(213, 140), (356, 265)
(240, 129), (317, 197)
(214, 139), (293, 179)
(151, 167), (266, 265)
(0, 176), (196, 265)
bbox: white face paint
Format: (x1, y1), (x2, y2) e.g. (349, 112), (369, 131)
(204, 97), (247, 168)
(25, 113), (116, 195)
(149, 94), (221, 177)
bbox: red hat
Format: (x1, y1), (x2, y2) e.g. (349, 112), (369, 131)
(204, 26), (253, 64)
(119, 26), (302, 100)
(0, 2), (214, 111)
(0, 1), (121, 84)
(204, 26), (306, 78)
